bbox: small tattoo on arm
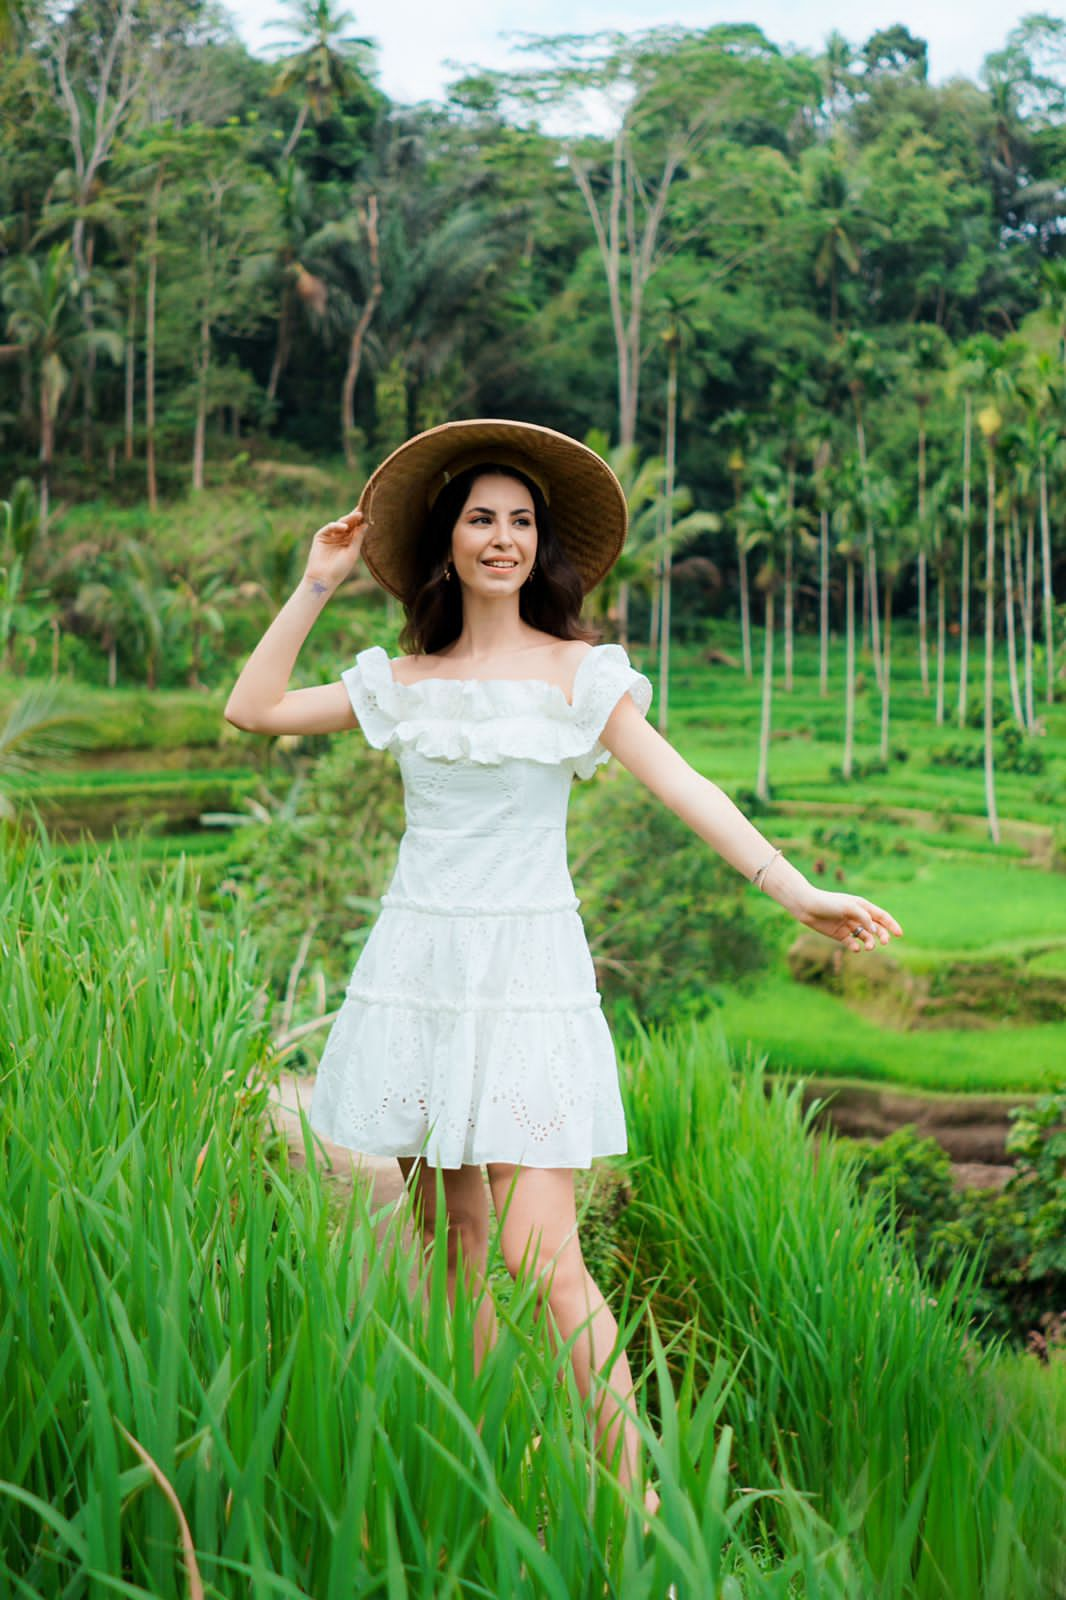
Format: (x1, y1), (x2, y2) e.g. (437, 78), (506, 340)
(307, 578), (331, 596)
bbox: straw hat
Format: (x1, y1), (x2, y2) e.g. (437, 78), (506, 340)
(356, 418), (628, 602)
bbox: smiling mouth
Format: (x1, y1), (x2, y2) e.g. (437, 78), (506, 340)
(482, 560), (518, 569)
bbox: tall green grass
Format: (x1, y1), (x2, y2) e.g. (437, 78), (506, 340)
(611, 1013), (1066, 1597)
(2, 822), (880, 1596)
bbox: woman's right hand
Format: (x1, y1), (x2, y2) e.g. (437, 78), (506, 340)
(304, 506), (367, 592)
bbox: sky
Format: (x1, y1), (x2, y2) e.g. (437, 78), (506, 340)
(222, 0), (1040, 112)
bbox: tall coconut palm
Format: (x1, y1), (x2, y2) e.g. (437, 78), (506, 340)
(904, 324), (949, 698)
(810, 428), (834, 699)
(584, 431), (719, 661)
(831, 329), (885, 687)
(1016, 352), (1061, 707)
(769, 360), (821, 693)
(829, 465), (866, 783)
(0, 242), (121, 538)
(738, 473), (802, 804)
(653, 286), (707, 731)
(712, 407), (758, 677)
(873, 480), (918, 763)
(265, 0), (377, 160)
(976, 403), (1002, 846)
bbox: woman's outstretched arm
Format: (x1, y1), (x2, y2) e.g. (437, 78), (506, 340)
(598, 691), (903, 954)
(224, 508), (366, 736)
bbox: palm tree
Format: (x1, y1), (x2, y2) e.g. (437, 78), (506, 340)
(0, 242), (121, 538)
(830, 466), (866, 783)
(904, 324), (949, 698)
(809, 427), (835, 698)
(738, 474), (794, 804)
(653, 287), (708, 730)
(168, 573), (236, 690)
(769, 360), (821, 693)
(873, 481), (917, 763)
(712, 407), (758, 677)
(1016, 352), (1061, 707)
(0, 679), (95, 822)
(584, 431), (719, 660)
(266, 0), (377, 160)
(831, 329), (886, 687)
(263, 158), (327, 406)
(946, 341), (984, 727)
(800, 141), (864, 333)
(976, 403), (1002, 846)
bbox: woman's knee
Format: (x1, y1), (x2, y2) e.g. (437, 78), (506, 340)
(487, 1163), (587, 1298)
(399, 1157), (490, 1266)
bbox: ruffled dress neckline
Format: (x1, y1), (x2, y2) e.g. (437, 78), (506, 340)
(342, 642), (653, 779)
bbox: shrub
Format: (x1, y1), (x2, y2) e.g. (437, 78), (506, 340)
(844, 1114), (1066, 1348)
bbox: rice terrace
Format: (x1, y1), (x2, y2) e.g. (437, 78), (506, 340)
(1, 2), (1065, 1596)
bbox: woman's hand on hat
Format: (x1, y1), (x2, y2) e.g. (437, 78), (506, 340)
(304, 507), (366, 592)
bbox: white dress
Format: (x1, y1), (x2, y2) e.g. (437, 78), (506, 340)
(307, 641), (654, 1169)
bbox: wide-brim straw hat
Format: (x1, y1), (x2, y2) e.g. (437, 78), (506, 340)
(356, 418), (628, 602)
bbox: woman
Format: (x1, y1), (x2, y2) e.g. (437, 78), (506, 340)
(224, 417), (903, 1529)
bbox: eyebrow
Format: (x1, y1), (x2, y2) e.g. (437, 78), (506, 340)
(468, 505), (532, 515)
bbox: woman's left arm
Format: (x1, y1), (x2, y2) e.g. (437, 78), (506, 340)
(598, 694), (903, 953)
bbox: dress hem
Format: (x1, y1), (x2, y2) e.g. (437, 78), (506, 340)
(308, 1123), (628, 1171)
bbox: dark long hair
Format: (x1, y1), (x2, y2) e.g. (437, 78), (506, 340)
(396, 463), (602, 657)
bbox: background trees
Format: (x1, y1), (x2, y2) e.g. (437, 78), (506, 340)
(0, 12), (1062, 834)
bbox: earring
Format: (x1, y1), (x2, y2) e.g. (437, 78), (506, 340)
(525, 561), (538, 585)
(443, 562), (452, 581)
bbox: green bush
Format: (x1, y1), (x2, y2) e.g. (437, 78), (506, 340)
(844, 1114), (1066, 1347)
(928, 722), (1046, 774)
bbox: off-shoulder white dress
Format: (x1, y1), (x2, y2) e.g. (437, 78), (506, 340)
(307, 642), (654, 1169)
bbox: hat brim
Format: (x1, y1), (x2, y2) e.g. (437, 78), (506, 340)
(357, 418), (628, 602)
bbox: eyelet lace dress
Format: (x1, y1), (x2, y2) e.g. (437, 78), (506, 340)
(307, 642), (654, 1169)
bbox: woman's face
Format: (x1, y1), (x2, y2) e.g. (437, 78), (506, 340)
(448, 472), (538, 595)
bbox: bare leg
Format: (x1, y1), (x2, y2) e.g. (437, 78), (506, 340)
(396, 1155), (499, 1376)
(487, 1162), (659, 1520)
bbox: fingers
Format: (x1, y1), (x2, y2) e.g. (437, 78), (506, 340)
(317, 508), (365, 542)
(842, 899), (903, 952)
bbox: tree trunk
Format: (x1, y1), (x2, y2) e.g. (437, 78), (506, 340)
(192, 302), (210, 492)
(854, 407), (883, 690)
(880, 576), (893, 761)
(38, 379), (53, 542)
(934, 547), (946, 726)
(784, 457), (795, 692)
(145, 169), (163, 512)
(1039, 458), (1054, 705)
(755, 588), (774, 804)
(843, 556), (855, 781)
(266, 275), (293, 403)
(957, 394), (972, 727)
(1023, 513), (1035, 732)
(917, 414), (928, 695)
(1003, 507), (1024, 728)
(108, 635), (117, 688)
(819, 506), (829, 697)
(656, 339), (677, 735)
(341, 194), (382, 468)
(124, 251), (136, 461)
(983, 455), (1000, 845)
(735, 478), (752, 678)
(649, 493), (663, 655)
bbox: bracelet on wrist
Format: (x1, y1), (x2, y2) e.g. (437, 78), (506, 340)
(751, 846), (782, 892)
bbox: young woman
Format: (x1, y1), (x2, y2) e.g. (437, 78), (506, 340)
(224, 418), (903, 1528)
